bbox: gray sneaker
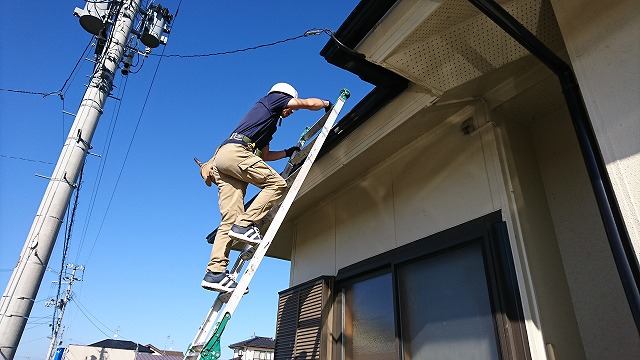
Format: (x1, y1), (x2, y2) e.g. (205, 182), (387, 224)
(202, 271), (240, 293)
(228, 224), (262, 245)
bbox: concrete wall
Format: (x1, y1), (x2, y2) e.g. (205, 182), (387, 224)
(550, 0), (640, 254)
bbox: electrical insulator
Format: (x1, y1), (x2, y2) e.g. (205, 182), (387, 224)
(73, 1), (111, 35)
(140, 4), (172, 48)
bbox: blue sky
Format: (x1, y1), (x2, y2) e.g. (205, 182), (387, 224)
(0, 1), (372, 358)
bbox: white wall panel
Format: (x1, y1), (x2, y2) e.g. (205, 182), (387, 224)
(335, 166), (397, 270)
(392, 121), (495, 246)
(291, 199), (336, 287)
(533, 110), (640, 359)
(551, 0), (640, 251)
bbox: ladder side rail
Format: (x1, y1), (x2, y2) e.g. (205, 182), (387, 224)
(191, 299), (224, 347)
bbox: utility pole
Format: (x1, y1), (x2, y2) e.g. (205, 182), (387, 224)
(0, 1), (171, 358)
(44, 265), (84, 360)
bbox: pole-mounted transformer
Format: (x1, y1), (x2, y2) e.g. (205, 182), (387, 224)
(0, 1), (173, 358)
(73, 1), (112, 35)
(141, 4), (172, 48)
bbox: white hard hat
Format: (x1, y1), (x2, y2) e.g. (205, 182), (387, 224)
(268, 83), (298, 98)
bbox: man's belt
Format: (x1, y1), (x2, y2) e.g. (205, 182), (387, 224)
(229, 132), (253, 145)
(228, 133), (261, 156)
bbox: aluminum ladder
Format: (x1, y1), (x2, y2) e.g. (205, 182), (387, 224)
(184, 89), (350, 360)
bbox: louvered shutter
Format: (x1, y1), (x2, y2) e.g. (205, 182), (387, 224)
(274, 276), (333, 360)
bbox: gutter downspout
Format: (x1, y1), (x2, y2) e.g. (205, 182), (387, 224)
(467, 0), (640, 332)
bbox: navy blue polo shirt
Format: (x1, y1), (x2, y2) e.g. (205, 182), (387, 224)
(225, 92), (292, 150)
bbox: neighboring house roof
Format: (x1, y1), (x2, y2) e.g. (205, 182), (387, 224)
(135, 353), (183, 360)
(228, 336), (275, 350)
(145, 343), (184, 357)
(88, 339), (153, 353)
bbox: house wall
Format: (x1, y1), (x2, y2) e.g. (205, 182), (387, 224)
(289, 101), (639, 358)
(530, 109), (640, 359)
(291, 109), (500, 285)
(290, 105), (549, 358)
(64, 345), (136, 360)
(497, 114), (585, 360)
(550, 0), (640, 253)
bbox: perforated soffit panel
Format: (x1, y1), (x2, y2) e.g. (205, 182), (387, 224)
(384, 0), (564, 94)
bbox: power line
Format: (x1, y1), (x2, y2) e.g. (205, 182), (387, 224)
(150, 28), (329, 58)
(0, 37), (94, 100)
(75, 75), (128, 264)
(0, 154), (54, 165)
(0, 28), (353, 99)
(84, 43), (167, 264)
(70, 299), (114, 339)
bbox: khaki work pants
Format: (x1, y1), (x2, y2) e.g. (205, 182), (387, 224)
(207, 143), (287, 273)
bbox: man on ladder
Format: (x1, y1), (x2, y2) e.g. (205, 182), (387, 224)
(197, 83), (331, 292)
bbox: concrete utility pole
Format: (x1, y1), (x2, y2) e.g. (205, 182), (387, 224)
(0, 1), (170, 358)
(44, 265), (84, 360)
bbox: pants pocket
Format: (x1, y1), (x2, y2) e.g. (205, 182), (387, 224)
(237, 156), (262, 171)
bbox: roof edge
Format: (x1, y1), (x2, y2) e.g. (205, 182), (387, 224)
(319, 0), (407, 157)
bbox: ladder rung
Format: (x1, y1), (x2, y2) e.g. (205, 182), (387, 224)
(189, 343), (204, 351)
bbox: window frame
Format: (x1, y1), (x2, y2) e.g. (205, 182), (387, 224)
(333, 211), (530, 360)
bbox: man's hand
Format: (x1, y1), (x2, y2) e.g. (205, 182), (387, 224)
(285, 146), (300, 158)
(324, 100), (333, 113)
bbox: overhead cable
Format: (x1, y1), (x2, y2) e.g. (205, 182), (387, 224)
(0, 37), (94, 100)
(151, 28), (343, 58)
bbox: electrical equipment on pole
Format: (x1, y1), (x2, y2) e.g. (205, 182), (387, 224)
(44, 265), (85, 360)
(0, 1), (173, 358)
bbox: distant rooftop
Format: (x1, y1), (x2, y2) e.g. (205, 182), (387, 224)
(135, 353), (183, 360)
(88, 339), (152, 353)
(228, 336), (275, 350)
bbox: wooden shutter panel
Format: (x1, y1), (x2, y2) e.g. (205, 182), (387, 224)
(275, 276), (333, 360)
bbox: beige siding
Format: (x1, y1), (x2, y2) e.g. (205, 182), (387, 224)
(500, 114), (586, 359)
(532, 110), (640, 359)
(335, 166), (396, 270)
(391, 118), (495, 246)
(292, 112), (500, 285)
(551, 0), (640, 254)
(291, 201), (336, 286)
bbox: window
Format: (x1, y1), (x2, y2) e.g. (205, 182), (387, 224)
(253, 350), (271, 360)
(398, 244), (499, 359)
(333, 212), (529, 360)
(343, 273), (398, 360)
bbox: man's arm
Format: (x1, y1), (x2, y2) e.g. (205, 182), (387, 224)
(260, 144), (287, 161)
(287, 97), (330, 111)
